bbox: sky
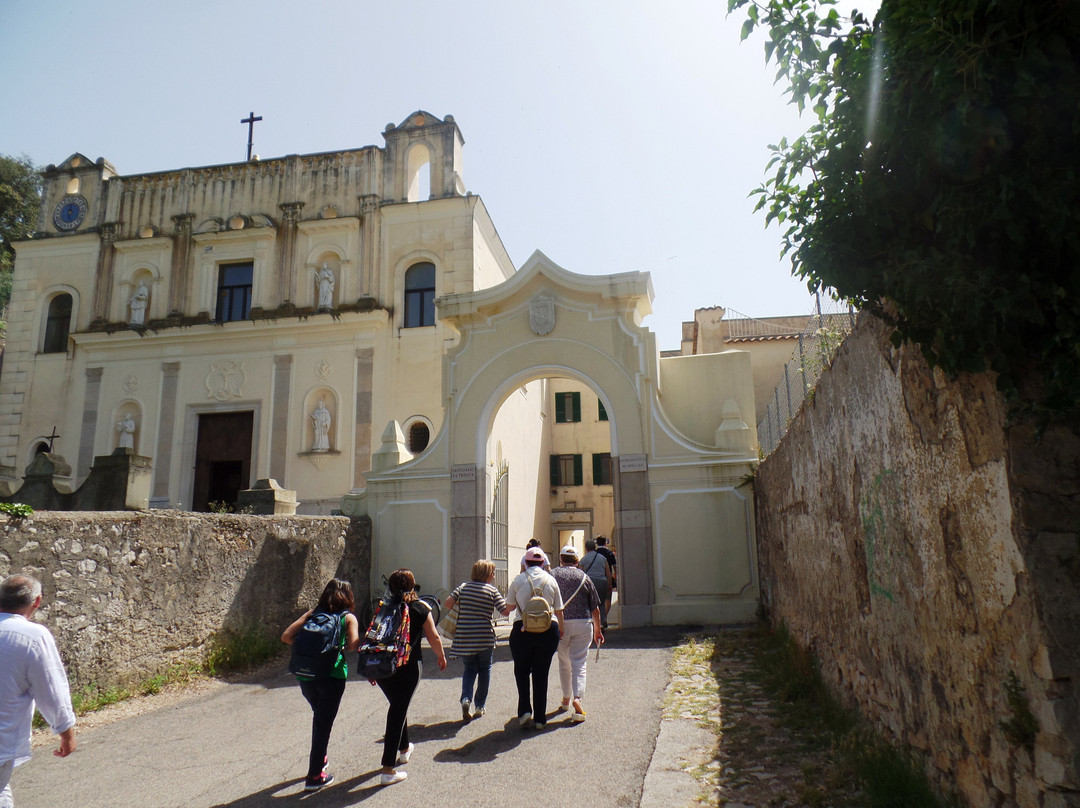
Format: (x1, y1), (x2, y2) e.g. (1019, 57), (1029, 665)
(0, 1), (850, 350)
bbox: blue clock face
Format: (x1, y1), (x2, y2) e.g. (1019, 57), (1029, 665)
(53, 195), (87, 231)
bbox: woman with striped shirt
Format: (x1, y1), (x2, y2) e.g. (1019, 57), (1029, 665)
(442, 560), (508, 721)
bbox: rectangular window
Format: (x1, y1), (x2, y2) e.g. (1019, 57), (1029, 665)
(549, 454), (583, 486)
(598, 399), (608, 421)
(554, 391), (581, 423)
(592, 452), (613, 485)
(216, 262), (253, 322)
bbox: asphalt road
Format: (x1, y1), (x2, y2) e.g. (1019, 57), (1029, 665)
(11, 626), (689, 808)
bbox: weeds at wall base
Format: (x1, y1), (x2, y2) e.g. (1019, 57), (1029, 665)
(33, 627), (282, 729)
(752, 621), (960, 808)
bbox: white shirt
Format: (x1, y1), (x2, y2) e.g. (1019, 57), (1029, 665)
(506, 566), (564, 622)
(0, 613), (76, 766)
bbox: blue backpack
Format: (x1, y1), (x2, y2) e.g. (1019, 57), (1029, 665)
(288, 611), (344, 679)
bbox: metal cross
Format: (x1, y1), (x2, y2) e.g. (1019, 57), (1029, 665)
(240, 111), (262, 161)
(36, 427), (60, 453)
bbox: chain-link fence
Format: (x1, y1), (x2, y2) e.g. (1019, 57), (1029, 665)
(756, 295), (857, 457)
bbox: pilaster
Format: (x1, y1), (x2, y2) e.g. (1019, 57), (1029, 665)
(151, 362), (181, 506)
(90, 223), (119, 322)
(168, 213), (194, 314)
(78, 367), (104, 479)
(270, 354), (293, 482)
(277, 202), (304, 305)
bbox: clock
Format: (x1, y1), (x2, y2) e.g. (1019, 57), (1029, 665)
(53, 195), (88, 231)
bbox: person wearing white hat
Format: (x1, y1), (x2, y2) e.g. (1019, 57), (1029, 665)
(551, 544), (604, 722)
(505, 546), (564, 729)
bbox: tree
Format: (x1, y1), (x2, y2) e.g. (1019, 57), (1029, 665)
(0, 155), (42, 315)
(730, 0), (1080, 416)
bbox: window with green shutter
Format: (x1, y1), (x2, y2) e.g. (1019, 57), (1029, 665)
(555, 391), (581, 423)
(550, 453), (583, 486)
(593, 452), (613, 485)
(598, 399), (608, 421)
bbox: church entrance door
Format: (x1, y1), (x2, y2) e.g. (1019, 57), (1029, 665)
(192, 411), (253, 511)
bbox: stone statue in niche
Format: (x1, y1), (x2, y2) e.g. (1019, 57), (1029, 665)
(315, 264), (335, 309)
(117, 414), (136, 450)
(311, 399), (331, 452)
(129, 282), (149, 325)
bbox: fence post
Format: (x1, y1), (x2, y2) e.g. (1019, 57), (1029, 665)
(784, 362), (794, 422)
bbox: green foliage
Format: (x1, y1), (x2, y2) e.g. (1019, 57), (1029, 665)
(70, 682), (132, 714)
(207, 500), (232, 514)
(203, 627), (281, 675)
(729, 0), (1080, 416)
(0, 155), (41, 312)
(999, 670), (1038, 749)
(0, 502), (33, 517)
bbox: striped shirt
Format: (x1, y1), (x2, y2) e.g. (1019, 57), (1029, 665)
(447, 580), (506, 657)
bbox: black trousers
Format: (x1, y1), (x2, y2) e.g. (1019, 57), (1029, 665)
(508, 621), (560, 721)
(376, 661), (421, 767)
(298, 676), (347, 779)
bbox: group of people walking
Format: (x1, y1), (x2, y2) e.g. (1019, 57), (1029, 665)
(282, 537), (612, 793)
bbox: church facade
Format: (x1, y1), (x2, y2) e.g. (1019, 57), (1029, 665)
(1, 111), (543, 517)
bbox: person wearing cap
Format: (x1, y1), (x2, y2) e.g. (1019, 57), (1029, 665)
(519, 538), (551, 572)
(551, 544), (603, 721)
(504, 546), (564, 729)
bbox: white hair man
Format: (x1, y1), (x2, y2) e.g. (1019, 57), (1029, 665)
(0, 574), (76, 807)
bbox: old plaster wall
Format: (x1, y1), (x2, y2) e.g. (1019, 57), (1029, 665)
(0, 512), (370, 689)
(755, 314), (1079, 808)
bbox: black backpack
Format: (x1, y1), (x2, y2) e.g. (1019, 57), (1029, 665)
(288, 611), (344, 679)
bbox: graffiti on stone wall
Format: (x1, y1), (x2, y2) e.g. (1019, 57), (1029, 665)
(860, 469), (897, 602)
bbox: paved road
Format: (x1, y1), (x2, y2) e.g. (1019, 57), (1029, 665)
(12, 627), (689, 808)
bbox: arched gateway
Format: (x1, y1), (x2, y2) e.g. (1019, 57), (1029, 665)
(342, 252), (759, 626)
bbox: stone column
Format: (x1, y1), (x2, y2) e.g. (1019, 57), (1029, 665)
(151, 362), (181, 507)
(277, 202), (304, 305)
(450, 464), (490, 587)
(78, 367), (104, 479)
(612, 454), (654, 628)
(168, 213), (194, 315)
(353, 348), (374, 488)
(358, 195), (380, 301)
(90, 223), (119, 322)
(270, 354), (293, 482)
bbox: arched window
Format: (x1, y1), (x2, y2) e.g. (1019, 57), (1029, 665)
(43, 293), (73, 353)
(403, 262), (435, 328)
(407, 421), (430, 454)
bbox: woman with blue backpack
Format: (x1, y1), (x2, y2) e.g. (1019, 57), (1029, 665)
(281, 578), (361, 792)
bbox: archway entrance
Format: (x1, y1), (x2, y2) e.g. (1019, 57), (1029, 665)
(343, 252), (761, 627)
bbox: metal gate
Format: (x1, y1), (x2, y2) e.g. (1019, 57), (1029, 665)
(490, 462), (509, 591)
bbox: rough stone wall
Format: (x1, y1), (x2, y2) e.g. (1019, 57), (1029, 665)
(755, 314), (1079, 808)
(0, 511), (371, 689)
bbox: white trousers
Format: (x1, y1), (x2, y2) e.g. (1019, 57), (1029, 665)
(558, 619), (593, 700)
(0, 759), (14, 808)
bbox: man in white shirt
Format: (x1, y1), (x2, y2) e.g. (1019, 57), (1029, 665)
(0, 575), (77, 808)
(505, 547), (564, 729)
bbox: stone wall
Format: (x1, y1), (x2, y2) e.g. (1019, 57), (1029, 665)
(755, 314), (1079, 808)
(0, 511), (370, 689)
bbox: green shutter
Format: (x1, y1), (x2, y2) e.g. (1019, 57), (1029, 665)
(550, 455), (560, 486)
(555, 393), (566, 423)
(592, 453), (602, 483)
(571, 392), (581, 422)
(598, 399), (608, 421)
(573, 454), (583, 486)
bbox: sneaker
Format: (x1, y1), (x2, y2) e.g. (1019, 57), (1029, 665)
(572, 699), (587, 721)
(557, 699), (571, 712)
(380, 771), (408, 786)
(534, 721), (546, 730)
(461, 697), (472, 721)
(518, 713), (533, 728)
(304, 773), (334, 792)
(395, 742), (414, 765)
(473, 705), (486, 718)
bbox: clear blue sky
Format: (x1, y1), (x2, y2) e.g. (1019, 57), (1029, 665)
(0, 1), (855, 349)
